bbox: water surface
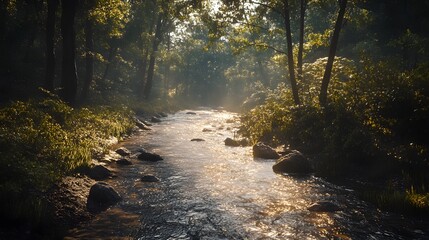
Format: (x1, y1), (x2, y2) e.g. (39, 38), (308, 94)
(67, 109), (428, 239)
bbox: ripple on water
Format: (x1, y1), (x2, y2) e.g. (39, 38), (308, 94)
(66, 109), (428, 239)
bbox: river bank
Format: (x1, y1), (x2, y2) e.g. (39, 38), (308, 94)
(0, 96), (169, 239)
(65, 109), (428, 239)
(3, 108), (428, 239)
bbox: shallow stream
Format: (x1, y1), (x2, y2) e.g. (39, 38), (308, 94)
(66, 109), (428, 239)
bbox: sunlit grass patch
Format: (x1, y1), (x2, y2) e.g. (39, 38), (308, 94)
(0, 96), (135, 232)
(359, 188), (429, 216)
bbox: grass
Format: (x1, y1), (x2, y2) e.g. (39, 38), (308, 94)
(0, 95), (136, 236)
(359, 188), (429, 216)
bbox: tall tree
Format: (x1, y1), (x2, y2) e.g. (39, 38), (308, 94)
(319, 0), (347, 107)
(283, 0), (300, 104)
(44, 0), (58, 91)
(82, 0), (95, 102)
(143, 13), (164, 99)
(297, 0), (307, 82)
(60, 0), (78, 105)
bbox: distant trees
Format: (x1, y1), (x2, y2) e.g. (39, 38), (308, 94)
(2, 0), (429, 108)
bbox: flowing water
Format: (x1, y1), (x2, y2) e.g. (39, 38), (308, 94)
(67, 109), (428, 240)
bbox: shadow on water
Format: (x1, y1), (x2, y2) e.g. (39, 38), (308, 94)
(65, 109), (429, 239)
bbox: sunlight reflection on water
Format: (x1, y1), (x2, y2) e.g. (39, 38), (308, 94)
(138, 110), (362, 239)
(69, 109), (429, 239)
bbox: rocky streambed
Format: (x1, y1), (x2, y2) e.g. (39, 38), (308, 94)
(60, 109), (428, 239)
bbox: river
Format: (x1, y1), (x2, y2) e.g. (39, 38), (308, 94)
(66, 109), (428, 239)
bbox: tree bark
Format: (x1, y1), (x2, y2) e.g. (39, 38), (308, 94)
(60, 0), (78, 105)
(319, 0), (347, 107)
(101, 44), (118, 83)
(143, 15), (163, 99)
(297, 0), (306, 83)
(139, 46), (149, 97)
(44, 0), (58, 91)
(283, 0), (300, 105)
(82, 0), (95, 102)
(138, 20), (154, 98)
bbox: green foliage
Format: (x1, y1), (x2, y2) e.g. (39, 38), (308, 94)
(0, 97), (134, 194)
(90, 0), (131, 38)
(0, 96), (135, 234)
(241, 56), (429, 181)
(360, 188), (429, 216)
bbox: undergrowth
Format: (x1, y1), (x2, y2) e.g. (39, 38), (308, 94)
(240, 57), (429, 214)
(0, 94), (135, 232)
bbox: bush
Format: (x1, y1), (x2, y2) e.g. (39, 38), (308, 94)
(240, 56), (429, 186)
(0, 95), (135, 230)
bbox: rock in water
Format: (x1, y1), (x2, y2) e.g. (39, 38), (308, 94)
(308, 201), (341, 212)
(186, 112), (197, 115)
(137, 151), (163, 162)
(158, 112), (168, 118)
(253, 142), (280, 159)
(224, 137), (240, 147)
(239, 138), (249, 146)
(191, 138), (205, 142)
(272, 151), (312, 174)
(87, 182), (121, 212)
(135, 118), (151, 130)
(140, 175), (160, 182)
(151, 116), (161, 123)
(86, 165), (113, 180)
(115, 147), (131, 156)
(116, 158), (133, 165)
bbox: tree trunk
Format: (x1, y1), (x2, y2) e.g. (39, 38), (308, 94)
(283, 0), (300, 105)
(164, 32), (171, 98)
(101, 45), (118, 83)
(60, 0), (78, 105)
(139, 46), (149, 97)
(143, 15), (163, 99)
(297, 0), (306, 83)
(82, 0), (95, 102)
(44, 0), (58, 91)
(319, 0), (347, 107)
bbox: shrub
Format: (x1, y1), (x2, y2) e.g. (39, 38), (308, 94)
(240, 57), (429, 183)
(0, 95), (135, 230)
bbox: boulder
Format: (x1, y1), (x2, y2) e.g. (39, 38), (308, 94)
(151, 116), (162, 123)
(139, 118), (152, 126)
(253, 142), (280, 159)
(224, 137), (240, 147)
(272, 151), (312, 174)
(137, 151), (163, 162)
(225, 118), (235, 123)
(307, 201), (341, 212)
(135, 118), (151, 130)
(158, 112), (168, 118)
(87, 182), (121, 212)
(115, 147), (131, 156)
(239, 138), (249, 146)
(116, 158), (133, 165)
(140, 175), (160, 182)
(186, 112), (197, 115)
(191, 138), (205, 142)
(86, 165), (113, 180)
